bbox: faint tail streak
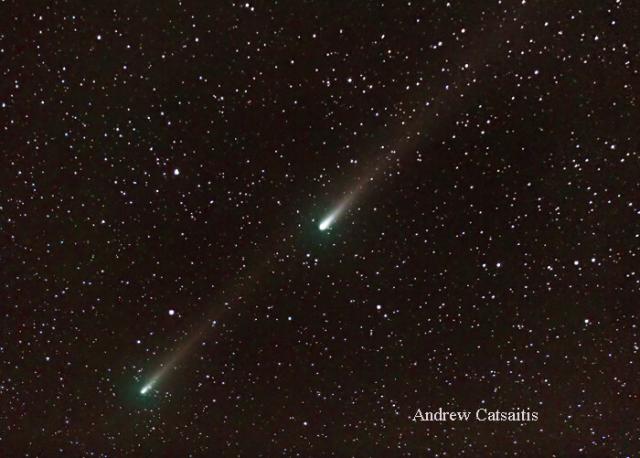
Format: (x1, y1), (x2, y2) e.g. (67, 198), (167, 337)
(318, 10), (525, 233)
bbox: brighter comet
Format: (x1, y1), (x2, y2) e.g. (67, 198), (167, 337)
(318, 212), (337, 231)
(318, 193), (357, 232)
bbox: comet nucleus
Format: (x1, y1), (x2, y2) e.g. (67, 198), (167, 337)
(319, 214), (335, 231)
(318, 194), (355, 232)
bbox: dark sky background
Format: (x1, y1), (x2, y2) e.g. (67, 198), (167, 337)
(1, 0), (639, 456)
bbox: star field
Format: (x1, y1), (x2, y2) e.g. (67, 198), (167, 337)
(1, 1), (639, 456)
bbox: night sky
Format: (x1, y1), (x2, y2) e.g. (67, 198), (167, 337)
(2, 1), (639, 456)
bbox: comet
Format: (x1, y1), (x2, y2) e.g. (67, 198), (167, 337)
(140, 383), (153, 395)
(318, 195), (354, 231)
(318, 215), (333, 231)
(138, 368), (166, 396)
(138, 324), (208, 396)
(318, 204), (345, 231)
